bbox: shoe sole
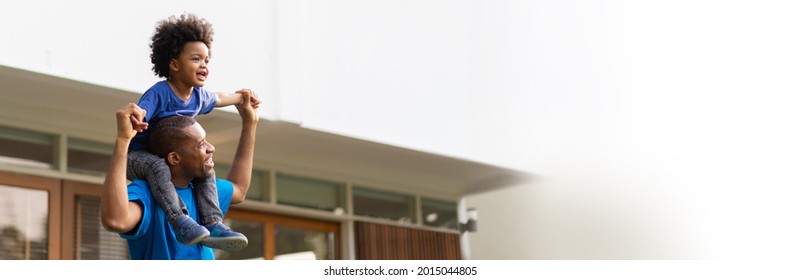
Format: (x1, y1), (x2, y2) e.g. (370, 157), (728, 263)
(183, 232), (211, 246)
(201, 236), (248, 251)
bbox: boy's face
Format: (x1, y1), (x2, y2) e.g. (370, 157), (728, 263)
(170, 41), (210, 87)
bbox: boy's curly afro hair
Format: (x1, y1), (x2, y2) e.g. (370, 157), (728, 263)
(149, 13), (214, 78)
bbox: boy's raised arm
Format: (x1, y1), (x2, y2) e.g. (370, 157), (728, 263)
(100, 103), (145, 233)
(215, 89), (262, 108)
(215, 91), (243, 107)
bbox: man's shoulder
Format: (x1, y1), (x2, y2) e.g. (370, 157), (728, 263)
(215, 178), (234, 193)
(213, 178), (235, 212)
(127, 179), (152, 200)
(129, 179), (149, 188)
(130, 179), (230, 189)
(128, 178), (232, 199)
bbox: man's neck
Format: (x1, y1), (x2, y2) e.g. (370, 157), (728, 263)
(169, 167), (193, 188)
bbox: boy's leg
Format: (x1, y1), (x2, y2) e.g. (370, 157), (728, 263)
(127, 150), (209, 245)
(193, 169), (223, 225)
(194, 171), (248, 251)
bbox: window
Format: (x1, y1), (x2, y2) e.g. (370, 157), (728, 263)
(220, 210), (340, 260)
(421, 198), (458, 230)
(0, 126), (55, 169)
(276, 173), (345, 212)
(67, 138), (112, 175)
(215, 219), (264, 260)
(0, 185), (49, 259)
(353, 186), (416, 223)
(215, 163), (269, 202)
(274, 225), (336, 260)
(73, 196), (128, 259)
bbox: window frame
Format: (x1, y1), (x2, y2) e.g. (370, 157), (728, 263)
(0, 170), (61, 259)
(226, 209), (341, 260)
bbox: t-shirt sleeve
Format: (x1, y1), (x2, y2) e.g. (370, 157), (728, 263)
(216, 179), (234, 214)
(198, 88), (217, 115)
(119, 180), (152, 240)
(136, 90), (159, 122)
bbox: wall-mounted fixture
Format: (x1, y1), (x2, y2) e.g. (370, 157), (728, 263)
(459, 207), (478, 233)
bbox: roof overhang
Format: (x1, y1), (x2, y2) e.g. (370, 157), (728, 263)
(0, 65), (533, 199)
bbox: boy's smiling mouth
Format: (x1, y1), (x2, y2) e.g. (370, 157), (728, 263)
(196, 70), (208, 81)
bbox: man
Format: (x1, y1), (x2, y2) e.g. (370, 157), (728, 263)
(101, 92), (258, 259)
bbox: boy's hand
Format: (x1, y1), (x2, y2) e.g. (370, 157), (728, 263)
(116, 103), (148, 140)
(235, 90), (259, 124)
(235, 88), (262, 109)
(130, 116), (148, 133)
(129, 105), (149, 133)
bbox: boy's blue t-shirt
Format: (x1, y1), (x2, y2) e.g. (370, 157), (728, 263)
(129, 80), (217, 151)
(120, 178), (234, 260)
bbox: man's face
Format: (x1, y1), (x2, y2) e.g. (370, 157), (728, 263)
(177, 122), (215, 178)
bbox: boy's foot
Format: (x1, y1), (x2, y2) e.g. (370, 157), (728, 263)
(200, 222), (248, 251)
(173, 215), (210, 246)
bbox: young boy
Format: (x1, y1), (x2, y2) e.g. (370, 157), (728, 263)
(126, 13), (260, 251)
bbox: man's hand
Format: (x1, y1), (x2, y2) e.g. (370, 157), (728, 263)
(235, 88), (262, 110)
(235, 89), (259, 124)
(116, 103), (148, 140)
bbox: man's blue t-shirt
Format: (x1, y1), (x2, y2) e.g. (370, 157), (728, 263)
(129, 80), (217, 151)
(120, 178), (234, 260)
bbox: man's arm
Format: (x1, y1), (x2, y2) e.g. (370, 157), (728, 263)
(227, 89), (259, 204)
(100, 103), (145, 233)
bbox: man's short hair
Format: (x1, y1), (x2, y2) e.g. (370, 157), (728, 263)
(149, 116), (197, 157)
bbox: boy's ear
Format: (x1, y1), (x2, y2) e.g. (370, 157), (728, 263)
(169, 58), (179, 72)
(166, 151), (180, 166)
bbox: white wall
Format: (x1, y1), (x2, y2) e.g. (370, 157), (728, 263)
(464, 1), (800, 259)
(4, 0), (800, 259)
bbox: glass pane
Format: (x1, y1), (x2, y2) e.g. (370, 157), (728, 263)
(0, 185), (48, 260)
(274, 226), (335, 260)
(68, 138), (113, 175)
(74, 196), (128, 259)
(421, 198), (458, 230)
(215, 218), (264, 260)
(0, 126), (55, 169)
(353, 186), (415, 223)
(215, 164), (268, 202)
(276, 173), (344, 212)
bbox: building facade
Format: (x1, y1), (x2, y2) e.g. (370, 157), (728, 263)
(0, 61), (527, 260)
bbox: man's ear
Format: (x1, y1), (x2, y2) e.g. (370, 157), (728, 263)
(166, 151), (180, 166)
